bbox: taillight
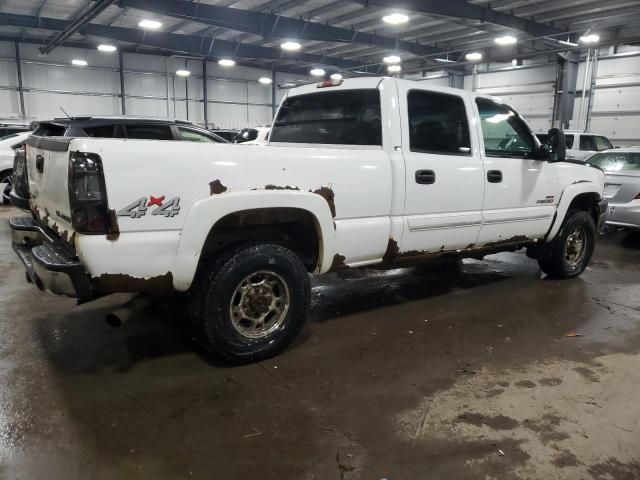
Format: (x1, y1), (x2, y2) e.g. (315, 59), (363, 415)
(12, 147), (28, 197)
(68, 151), (113, 234)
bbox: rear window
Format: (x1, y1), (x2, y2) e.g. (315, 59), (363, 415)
(565, 134), (574, 149)
(33, 123), (66, 137)
(588, 152), (640, 171)
(270, 89), (382, 146)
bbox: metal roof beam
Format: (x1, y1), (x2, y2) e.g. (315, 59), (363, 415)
(0, 13), (362, 70)
(117, 0), (443, 56)
(353, 0), (565, 38)
(39, 0), (116, 54)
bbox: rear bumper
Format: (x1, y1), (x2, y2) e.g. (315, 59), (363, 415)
(597, 199), (609, 232)
(10, 217), (93, 303)
(606, 199), (640, 230)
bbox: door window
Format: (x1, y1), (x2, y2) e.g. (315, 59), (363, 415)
(476, 98), (535, 158)
(270, 89), (382, 145)
(83, 124), (117, 138)
(125, 124), (173, 140)
(579, 135), (595, 151)
(408, 90), (471, 155)
(176, 127), (219, 142)
(594, 136), (613, 151)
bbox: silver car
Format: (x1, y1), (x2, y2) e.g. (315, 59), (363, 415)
(588, 147), (640, 230)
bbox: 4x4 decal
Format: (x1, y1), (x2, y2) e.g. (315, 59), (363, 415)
(117, 196), (180, 218)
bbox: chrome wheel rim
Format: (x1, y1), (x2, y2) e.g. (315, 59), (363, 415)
(564, 226), (587, 267)
(229, 270), (290, 339)
(0, 173), (13, 203)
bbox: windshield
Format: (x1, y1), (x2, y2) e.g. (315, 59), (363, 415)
(588, 151), (640, 171)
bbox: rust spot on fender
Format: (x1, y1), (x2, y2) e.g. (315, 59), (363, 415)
(209, 179), (227, 195)
(265, 184), (300, 191)
(106, 209), (120, 242)
(482, 235), (529, 248)
(312, 186), (336, 217)
(382, 238), (400, 264)
(92, 272), (174, 293)
(328, 254), (348, 272)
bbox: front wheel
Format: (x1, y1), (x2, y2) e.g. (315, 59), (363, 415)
(538, 210), (596, 279)
(191, 243), (311, 363)
(0, 170), (13, 205)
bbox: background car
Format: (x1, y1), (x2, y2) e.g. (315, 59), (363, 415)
(587, 147), (640, 230)
(234, 126), (271, 145)
(0, 131), (31, 204)
(10, 116), (228, 209)
(0, 123), (30, 137)
(564, 131), (614, 161)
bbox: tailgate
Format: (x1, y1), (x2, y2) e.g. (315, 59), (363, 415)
(25, 136), (74, 239)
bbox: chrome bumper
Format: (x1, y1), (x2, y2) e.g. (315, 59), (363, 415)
(10, 217), (93, 303)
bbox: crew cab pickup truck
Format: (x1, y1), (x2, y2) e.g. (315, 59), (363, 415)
(10, 77), (608, 363)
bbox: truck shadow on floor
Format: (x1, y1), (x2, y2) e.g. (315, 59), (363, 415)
(33, 261), (515, 373)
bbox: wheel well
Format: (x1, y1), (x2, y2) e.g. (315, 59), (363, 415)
(567, 192), (600, 225)
(198, 208), (321, 274)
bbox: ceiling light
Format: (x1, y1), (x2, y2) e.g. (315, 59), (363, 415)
(465, 52), (482, 61)
(310, 68), (326, 76)
(558, 39), (579, 47)
(72, 59), (88, 66)
(139, 19), (162, 30)
(435, 57), (455, 63)
(382, 13), (409, 25)
(97, 44), (117, 53)
(258, 76), (272, 85)
(495, 35), (517, 46)
(218, 59), (235, 67)
(387, 65), (401, 73)
(175, 69), (191, 77)
(580, 33), (600, 43)
(383, 55), (401, 64)
(330, 73), (343, 81)
(281, 41), (301, 51)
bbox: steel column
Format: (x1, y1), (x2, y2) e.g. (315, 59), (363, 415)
(119, 50), (126, 115)
(14, 42), (25, 118)
(203, 60), (208, 129)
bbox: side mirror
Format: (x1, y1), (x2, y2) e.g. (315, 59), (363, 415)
(543, 128), (566, 162)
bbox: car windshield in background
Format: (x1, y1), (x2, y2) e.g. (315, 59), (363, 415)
(270, 89), (382, 145)
(588, 152), (640, 171)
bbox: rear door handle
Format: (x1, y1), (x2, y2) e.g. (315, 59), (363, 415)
(36, 155), (44, 173)
(415, 169), (436, 184)
(487, 170), (502, 183)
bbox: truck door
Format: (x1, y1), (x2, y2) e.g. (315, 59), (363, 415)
(473, 97), (558, 246)
(397, 87), (484, 253)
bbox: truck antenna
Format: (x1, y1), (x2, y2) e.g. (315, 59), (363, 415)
(59, 106), (71, 119)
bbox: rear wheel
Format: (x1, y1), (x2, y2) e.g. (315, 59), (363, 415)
(538, 209), (596, 279)
(0, 170), (13, 205)
(191, 242), (310, 363)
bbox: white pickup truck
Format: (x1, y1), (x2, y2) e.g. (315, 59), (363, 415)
(10, 77), (608, 363)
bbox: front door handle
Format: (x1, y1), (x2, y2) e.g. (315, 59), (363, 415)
(415, 169), (436, 184)
(36, 155), (44, 173)
(487, 170), (502, 183)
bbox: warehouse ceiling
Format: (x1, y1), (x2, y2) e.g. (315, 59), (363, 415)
(0, 0), (639, 76)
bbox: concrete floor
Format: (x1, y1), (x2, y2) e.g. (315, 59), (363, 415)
(1, 204), (640, 480)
